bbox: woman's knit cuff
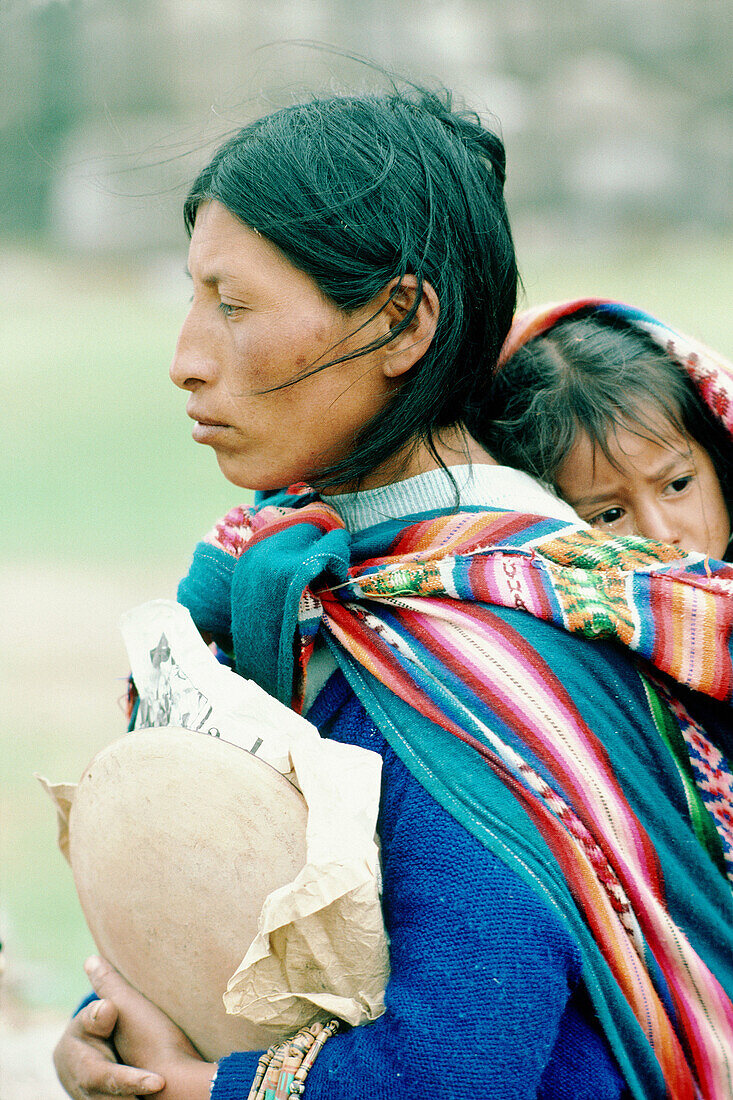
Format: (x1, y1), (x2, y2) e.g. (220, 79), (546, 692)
(209, 1050), (265, 1099)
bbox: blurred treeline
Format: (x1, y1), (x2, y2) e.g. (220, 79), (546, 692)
(3, 0), (732, 257)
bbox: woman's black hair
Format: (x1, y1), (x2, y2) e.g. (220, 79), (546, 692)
(487, 310), (733, 510)
(183, 85), (518, 489)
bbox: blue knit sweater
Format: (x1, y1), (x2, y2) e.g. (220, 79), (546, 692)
(211, 668), (628, 1100)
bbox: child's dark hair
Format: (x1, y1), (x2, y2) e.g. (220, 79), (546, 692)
(487, 310), (733, 510)
(183, 86), (518, 488)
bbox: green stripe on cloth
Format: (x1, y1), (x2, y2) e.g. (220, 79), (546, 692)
(642, 676), (727, 876)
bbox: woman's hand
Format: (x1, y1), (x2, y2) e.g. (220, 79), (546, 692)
(54, 956), (217, 1099)
(53, 994), (165, 1098)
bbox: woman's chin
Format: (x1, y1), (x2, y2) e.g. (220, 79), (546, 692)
(214, 453), (290, 493)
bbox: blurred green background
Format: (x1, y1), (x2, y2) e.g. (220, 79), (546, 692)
(2, 0), (732, 1027)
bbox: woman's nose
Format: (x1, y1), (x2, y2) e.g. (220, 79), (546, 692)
(169, 307), (218, 391)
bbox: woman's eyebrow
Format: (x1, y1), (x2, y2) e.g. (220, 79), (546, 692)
(184, 265), (225, 288)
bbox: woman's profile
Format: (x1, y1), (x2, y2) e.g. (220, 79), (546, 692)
(54, 86), (733, 1100)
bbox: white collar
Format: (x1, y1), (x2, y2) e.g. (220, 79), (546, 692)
(327, 464), (581, 533)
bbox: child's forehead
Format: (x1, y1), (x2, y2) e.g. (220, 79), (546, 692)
(602, 409), (689, 459)
(578, 398), (689, 461)
(557, 412), (695, 496)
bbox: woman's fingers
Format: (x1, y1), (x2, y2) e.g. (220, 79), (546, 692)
(80, 996), (118, 1039)
(79, 1057), (164, 1096)
(84, 955), (129, 1001)
(54, 988), (166, 1099)
(54, 1030), (165, 1098)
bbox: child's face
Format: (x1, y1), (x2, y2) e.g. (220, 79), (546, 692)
(555, 413), (731, 559)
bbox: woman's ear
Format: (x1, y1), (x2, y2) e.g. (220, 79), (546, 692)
(378, 275), (440, 379)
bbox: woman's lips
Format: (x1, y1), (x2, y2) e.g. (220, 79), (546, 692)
(189, 416), (232, 443)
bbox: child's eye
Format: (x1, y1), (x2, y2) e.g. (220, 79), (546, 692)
(666, 475), (693, 494)
(590, 507), (625, 527)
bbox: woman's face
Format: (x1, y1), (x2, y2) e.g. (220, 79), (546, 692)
(555, 410), (731, 559)
(170, 200), (397, 491)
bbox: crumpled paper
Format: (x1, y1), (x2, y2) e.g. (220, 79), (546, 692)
(224, 733), (389, 1028)
(39, 598), (390, 1034)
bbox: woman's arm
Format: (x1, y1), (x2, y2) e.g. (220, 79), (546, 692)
(56, 664), (628, 1100)
(55, 756), (624, 1100)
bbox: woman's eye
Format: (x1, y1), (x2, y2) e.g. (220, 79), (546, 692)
(667, 475), (692, 494)
(590, 507), (625, 527)
(218, 302), (242, 318)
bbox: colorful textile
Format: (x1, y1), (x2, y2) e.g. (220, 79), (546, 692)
(179, 489), (733, 1100)
(202, 494), (733, 706)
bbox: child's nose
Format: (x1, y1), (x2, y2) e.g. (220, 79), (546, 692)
(635, 504), (679, 547)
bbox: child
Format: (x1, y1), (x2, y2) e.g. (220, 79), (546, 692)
(490, 299), (733, 560)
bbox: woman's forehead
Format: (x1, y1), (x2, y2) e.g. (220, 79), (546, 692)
(187, 201), (305, 289)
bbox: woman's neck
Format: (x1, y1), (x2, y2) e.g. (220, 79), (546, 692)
(322, 426), (498, 496)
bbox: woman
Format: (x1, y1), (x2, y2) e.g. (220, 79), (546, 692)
(55, 88), (733, 1100)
